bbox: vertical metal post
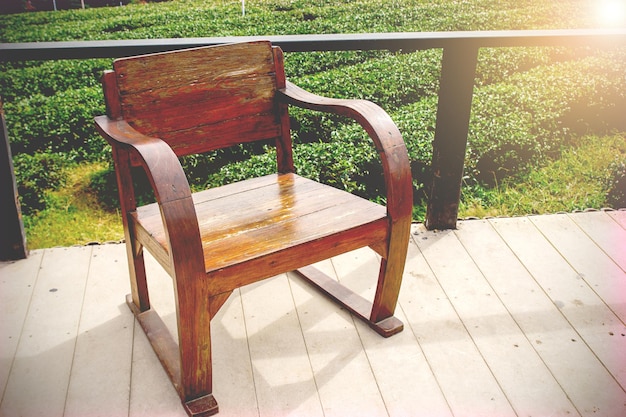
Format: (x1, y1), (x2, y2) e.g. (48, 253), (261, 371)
(0, 101), (28, 261)
(425, 44), (479, 230)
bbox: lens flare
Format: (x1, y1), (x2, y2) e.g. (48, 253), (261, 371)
(596, 0), (626, 27)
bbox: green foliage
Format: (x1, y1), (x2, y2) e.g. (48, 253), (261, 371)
(0, 59), (111, 101)
(284, 51), (389, 78)
(13, 152), (68, 214)
(459, 133), (626, 217)
(0, 0), (602, 43)
(89, 161), (156, 209)
(4, 86), (107, 161)
(1, 0), (624, 234)
(22, 162), (124, 249)
(468, 49), (626, 184)
(607, 160), (626, 208)
(87, 163), (119, 209)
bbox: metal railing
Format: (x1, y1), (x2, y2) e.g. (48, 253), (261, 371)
(1, 29), (625, 260)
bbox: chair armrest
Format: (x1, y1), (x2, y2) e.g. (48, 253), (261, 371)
(95, 115), (204, 277)
(95, 115), (192, 204)
(277, 81), (412, 221)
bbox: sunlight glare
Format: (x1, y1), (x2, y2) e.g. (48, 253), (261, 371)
(596, 0), (626, 27)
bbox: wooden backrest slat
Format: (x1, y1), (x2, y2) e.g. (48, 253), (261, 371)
(111, 41), (282, 156)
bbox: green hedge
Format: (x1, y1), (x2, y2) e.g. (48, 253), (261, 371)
(1, 0), (596, 42)
(0, 59), (111, 101)
(4, 86), (107, 161)
(1, 0), (623, 215)
(13, 152), (68, 214)
(202, 49), (626, 207)
(468, 50), (626, 184)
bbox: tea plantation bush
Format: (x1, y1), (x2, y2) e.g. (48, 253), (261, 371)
(0, 59), (111, 101)
(4, 86), (107, 160)
(1, 0), (623, 215)
(13, 152), (67, 214)
(468, 50), (626, 185)
(204, 49), (626, 208)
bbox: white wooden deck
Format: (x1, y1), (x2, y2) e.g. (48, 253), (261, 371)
(1, 211), (625, 417)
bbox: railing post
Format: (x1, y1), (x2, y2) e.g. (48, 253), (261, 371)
(425, 44), (479, 230)
(0, 101), (28, 261)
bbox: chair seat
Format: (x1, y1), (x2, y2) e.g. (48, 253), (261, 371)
(132, 173), (388, 284)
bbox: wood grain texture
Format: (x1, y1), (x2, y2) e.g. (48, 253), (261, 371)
(95, 40), (411, 417)
(114, 41), (281, 156)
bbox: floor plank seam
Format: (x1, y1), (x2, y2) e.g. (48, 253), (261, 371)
(396, 300), (455, 417)
(487, 217), (626, 415)
(237, 287), (262, 417)
(405, 233), (456, 416)
(127, 316), (138, 417)
(567, 212), (626, 275)
(62, 246), (94, 417)
(433, 233), (518, 415)
(530, 214), (626, 328)
(525, 217), (626, 391)
(285, 272), (325, 416)
(409, 230), (515, 416)
(353, 317), (391, 417)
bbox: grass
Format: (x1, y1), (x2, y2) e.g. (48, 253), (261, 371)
(23, 162), (123, 248)
(459, 133), (626, 218)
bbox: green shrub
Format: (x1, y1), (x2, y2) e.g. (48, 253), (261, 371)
(0, 0), (602, 43)
(201, 129), (382, 200)
(1, 0), (623, 221)
(459, 133), (626, 217)
(468, 50), (626, 184)
(13, 152), (68, 214)
(0, 59), (111, 101)
(89, 161), (156, 209)
(288, 49), (442, 143)
(4, 86), (107, 160)
(607, 161), (626, 209)
(285, 51), (390, 78)
(292, 50), (441, 106)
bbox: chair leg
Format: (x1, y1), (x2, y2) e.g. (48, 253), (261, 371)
(369, 219), (410, 328)
(294, 221), (409, 338)
(370, 256), (404, 324)
(125, 243), (150, 312)
(127, 290), (220, 417)
(177, 291), (231, 416)
(175, 289), (220, 417)
(111, 146), (151, 312)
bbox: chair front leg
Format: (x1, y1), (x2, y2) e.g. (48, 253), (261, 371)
(369, 217), (411, 327)
(176, 283), (220, 417)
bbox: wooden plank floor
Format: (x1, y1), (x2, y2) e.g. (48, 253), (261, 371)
(1, 211), (625, 417)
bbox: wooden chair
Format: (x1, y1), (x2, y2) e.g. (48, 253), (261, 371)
(95, 40), (412, 417)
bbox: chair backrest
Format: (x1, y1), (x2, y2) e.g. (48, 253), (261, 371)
(102, 41), (290, 158)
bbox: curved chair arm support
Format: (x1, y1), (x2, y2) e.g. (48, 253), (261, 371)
(277, 81), (413, 221)
(94, 116), (205, 281)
